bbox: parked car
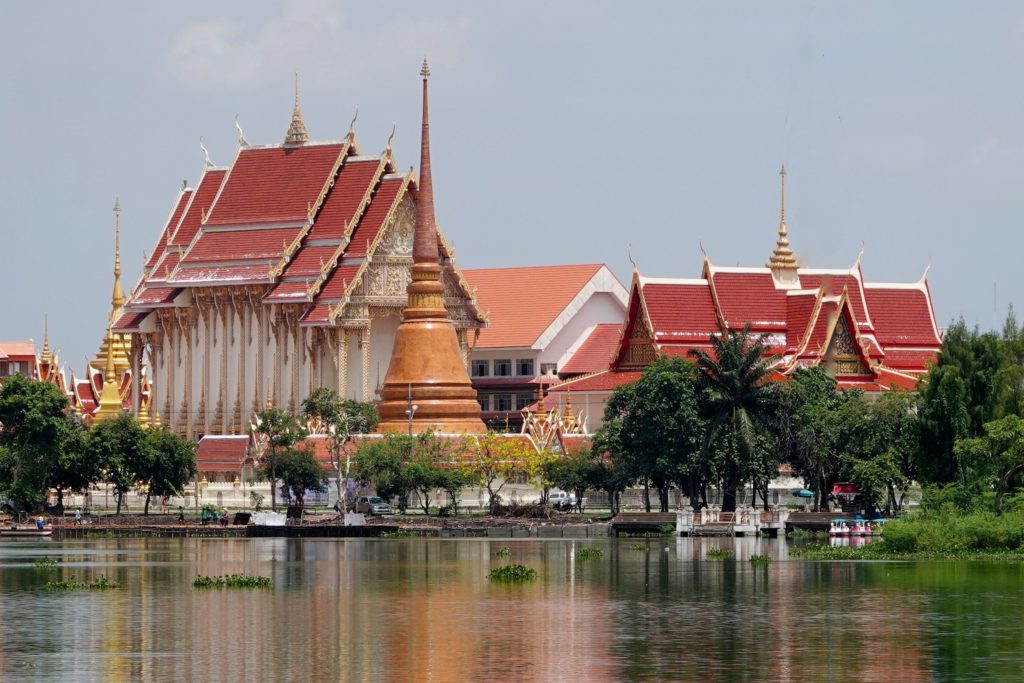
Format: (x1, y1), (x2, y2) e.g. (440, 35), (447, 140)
(355, 496), (392, 516)
(549, 491), (577, 511)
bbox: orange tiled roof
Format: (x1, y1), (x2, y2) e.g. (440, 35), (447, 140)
(463, 264), (605, 349)
(0, 341), (37, 358)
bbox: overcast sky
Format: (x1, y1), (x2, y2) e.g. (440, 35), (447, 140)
(2, 1), (1022, 371)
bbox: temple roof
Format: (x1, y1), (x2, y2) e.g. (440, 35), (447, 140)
(560, 323), (622, 376)
(462, 264), (626, 349)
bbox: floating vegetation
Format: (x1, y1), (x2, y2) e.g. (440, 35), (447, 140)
(705, 547), (734, 560)
(629, 543), (648, 552)
(34, 558), (59, 571)
(44, 576), (119, 592)
(380, 529), (416, 538)
(192, 573), (273, 589)
(749, 554), (772, 565)
(489, 564), (538, 582)
(494, 546), (511, 558)
(575, 546), (604, 561)
(658, 523), (676, 536)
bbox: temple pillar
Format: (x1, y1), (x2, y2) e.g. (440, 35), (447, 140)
(130, 333), (141, 417)
(336, 329), (348, 398)
(361, 325), (371, 402)
(234, 296), (247, 434)
(200, 304), (212, 435)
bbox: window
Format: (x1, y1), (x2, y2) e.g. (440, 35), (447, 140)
(477, 395), (490, 411)
(472, 359), (489, 377)
(516, 358), (534, 376)
(494, 359), (512, 377)
(540, 363), (557, 376)
(516, 393), (534, 411)
(495, 394), (513, 412)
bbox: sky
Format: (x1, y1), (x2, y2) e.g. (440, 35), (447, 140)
(2, 1), (1023, 372)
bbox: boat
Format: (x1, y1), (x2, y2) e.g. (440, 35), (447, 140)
(1, 522), (53, 538)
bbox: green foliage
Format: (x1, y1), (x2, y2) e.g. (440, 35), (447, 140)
(253, 409), (307, 510)
(88, 414), (151, 515)
(954, 414), (1024, 513)
(494, 546), (511, 558)
(575, 546), (604, 560)
(353, 434), (413, 511)
(262, 447), (328, 505)
(467, 432), (536, 514)
(705, 547), (734, 560)
(138, 427), (197, 514)
(629, 543), (648, 552)
(749, 555), (771, 565)
(302, 388), (378, 508)
(658, 523), (675, 535)
(44, 576), (120, 591)
(192, 574), (272, 588)
(488, 564), (538, 582)
(380, 529), (417, 538)
(546, 447), (601, 512)
(34, 558), (59, 571)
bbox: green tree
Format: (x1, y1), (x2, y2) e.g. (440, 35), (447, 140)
(265, 447), (329, 506)
(0, 374), (77, 511)
(253, 408), (307, 511)
(841, 390), (918, 514)
(546, 448), (601, 512)
(353, 435), (413, 512)
(405, 433), (452, 515)
(691, 325), (780, 512)
(302, 388), (378, 509)
(599, 357), (705, 511)
(954, 414), (1024, 514)
(467, 432), (536, 514)
(49, 415), (96, 513)
(784, 368), (849, 511)
(139, 428), (197, 515)
(88, 414), (151, 515)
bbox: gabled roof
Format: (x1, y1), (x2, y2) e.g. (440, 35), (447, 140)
(463, 264), (626, 349)
(0, 341), (36, 358)
(560, 323), (622, 375)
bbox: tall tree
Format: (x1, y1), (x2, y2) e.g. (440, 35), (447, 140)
(784, 367), (848, 512)
(253, 408), (306, 511)
(139, 428), (197, 515)
(954, 414), (1024, 514)
(599, 357), (705, 511)
(88, 414), (151, 515)
(691, 325), (779, 512)
(265, 447), (329, 506)
(302, 388), (378, 511)
(353, 435), (413, 512)
(467, 432), (535, 514)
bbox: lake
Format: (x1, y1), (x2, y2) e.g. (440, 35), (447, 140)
(0, 536), (1021, 682)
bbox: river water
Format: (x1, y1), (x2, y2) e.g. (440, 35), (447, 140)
(0, 536), (1021, 682)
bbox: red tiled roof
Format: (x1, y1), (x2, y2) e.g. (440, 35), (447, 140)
(660, 344), (715, 359)
(559, 434), (593, 456)
(711, 271), (787, 330)
(145, 190), (191, 272)
(548, 369), (643, 393)
(801, 273), (871, 328)
(132, 287), (179, 306)
(464, 264), (605, 348)
(561, 323), (621, 375)
(344, 177), (404, 258)
(168, 170), (226, 248)
(865, 286), (940, 347)
(317, 264), (361, 300)
(205, 144), (343, 227)
(879, 348), (938, 371)
(183, 227), (303, 263)
(642, 281), (720, 341)
(112, 311), (149, 332)
(786, 292), (817, 350)
(170, 264), (270, 284)
(306, 159), (381, 241)
(279, 245), (336, 278)
(299, 304), (333, 325)
(196, 435), (249, 472)
(263, 280), (311, 303)
(0, 342), (36, 358)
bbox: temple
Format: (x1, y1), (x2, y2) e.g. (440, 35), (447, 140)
(548, 166), (942, 428)
(112, 67), (485, 438)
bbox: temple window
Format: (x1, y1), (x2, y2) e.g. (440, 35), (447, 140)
(477, 395), (490, 411)
(472, 359), (490, 377)
(516, 359), (535, 376)
(495, 394), (513, 412)
(495, 359), (512, 377)
(516, 393), (534, 410)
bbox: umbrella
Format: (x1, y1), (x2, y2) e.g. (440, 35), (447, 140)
(793, 489), (814, 498)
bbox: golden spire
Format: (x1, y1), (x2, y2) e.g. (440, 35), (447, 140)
(767, 165), (799, 270)
(94, 325), (124, 422)
(40, 314), (53, 365)
(284, 72), (310, 145)
(111, 198), (126, 322)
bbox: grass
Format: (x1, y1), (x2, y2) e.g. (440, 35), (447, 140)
(494, 546), (511, 558)
(44, 576), (119, 592)
(489, 564), (538, 582)
(33, 558), (59, 571)
(575, 547), (604, 561)
(380, 529), (417, 538)
(705, 547), (734, 560)
(749, 554), (772, 565)
(192, 573), (273, 589)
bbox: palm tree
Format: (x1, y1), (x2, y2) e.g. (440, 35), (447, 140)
(691, 324), (780, 511)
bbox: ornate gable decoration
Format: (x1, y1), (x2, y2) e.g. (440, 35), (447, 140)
(824, 305), (871, 377)
(623, 308), (657, 367)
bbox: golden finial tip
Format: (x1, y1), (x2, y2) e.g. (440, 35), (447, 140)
(113, 197), (121, 214)
(420, 57), (431, 79)
(779, 164), (786, 177)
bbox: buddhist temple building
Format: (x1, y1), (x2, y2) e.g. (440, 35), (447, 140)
(548, 166), (942, 429)
(462, 264), (627, 430)
(0, 341), (39, 381)
(113, 67), (484, 438)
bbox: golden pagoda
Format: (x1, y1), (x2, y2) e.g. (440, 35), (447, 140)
(376, 60), (486, 434)
(93, 198), (132, 377)
(93, 325), (124, 423)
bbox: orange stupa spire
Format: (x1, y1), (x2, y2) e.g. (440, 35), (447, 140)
(376, 59), (485, 435)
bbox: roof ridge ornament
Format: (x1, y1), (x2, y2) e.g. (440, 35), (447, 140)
(348, 107), (359, 140)
(284, 72), (310, 145)
(235, 115), (249, 147)
(385, 122), (396, 157)
(627, 244), (638, 274)
(110, 197), (126, 323)
(767, 164), (799, 271)
(199, 138), (214, 169)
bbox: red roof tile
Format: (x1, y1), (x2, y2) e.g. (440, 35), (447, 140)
(548, 369), (643, 393)
(168, 170), (226, 248)
(278, 245), (336, 278)
(0, 342), (35, 358)
(865, 286), (940, 347)
(711, 271), (787, 330)
(112, 311), (149, 332)
(464, 264), (605, 348)
(879, 348), (938, 370)
(205, 144), (343, 227)
(170, 264), (271, 284)
(786, 292), (817, 350)
(642, 281), (720, 341)
(145, 190), (191, 272)
(299, 304), (333, 325)
(132, 287), (179, 306)
(801, 273), (871, 328)
(306, 159), (382, 241)
(317, 264), (361, 300)
(196, 435), (249, 472)
(561, 323), (622, 375)
(344, 177), (404, 258)
(263, 280), (311, 302)
(183, 226), (303, 263)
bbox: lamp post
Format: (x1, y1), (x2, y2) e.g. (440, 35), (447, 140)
(405, 383), (418, 437)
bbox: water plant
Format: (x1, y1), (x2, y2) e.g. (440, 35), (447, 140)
(489, 564), (538, 582)
(658, 523), (676, 536)
(44, 576), (119, 592)
(749, 554), (771, 565)
(494, 546), (511, 558)
(575, 547), (604, 561)
(34, 558), (59, 571)
(380, 529), (416, 538)
(192, 573), (273, 589)
(705, 547), (734, 560)
(629, 543), (648, 552)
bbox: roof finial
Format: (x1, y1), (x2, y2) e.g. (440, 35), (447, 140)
(347, 107), (359, 140)
(767, 164), (799, 270)
(199, 137), (214, 168)
(385, 122), (396, 156)
(413, 57), (439, 264)
(40, 314), (53, 364)
(284, 72), (310, 145)
(627, 243), (638, 273)
(235, 115), (249, 147)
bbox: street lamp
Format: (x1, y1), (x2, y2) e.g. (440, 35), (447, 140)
(405, 383), (418, 436)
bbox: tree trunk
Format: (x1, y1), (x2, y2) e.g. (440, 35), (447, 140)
(144, 490), (152, 515)
(115, 490), (123, 516)
(420, 491), (431, 516)
(643, 478), (651, 512)
(995, 465), (1023, 514)
(658, 486), (669, 513)
(722, 487), (737, 512)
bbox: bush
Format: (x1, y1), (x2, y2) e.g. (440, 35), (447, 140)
(880, 521), (919, 553)
(705, 547), (734, 560)
(193, 574), (272, 589)
(749, 555), (771, 565)
(45, 576), (119, 591)
(494, 546), (511, 558)
(489, 564), (538, 582)
(575, 547), (603, 561)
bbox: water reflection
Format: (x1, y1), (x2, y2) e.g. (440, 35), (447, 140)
(0, 538), (1021, 681)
